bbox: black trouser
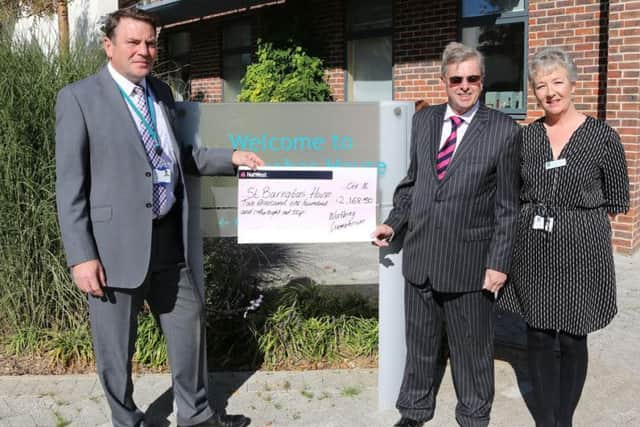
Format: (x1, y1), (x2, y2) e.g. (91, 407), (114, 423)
(397, 281), (495, 427)
(527, 326), (588, 427)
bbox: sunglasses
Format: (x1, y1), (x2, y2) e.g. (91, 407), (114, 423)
(448, 75), (482, 85)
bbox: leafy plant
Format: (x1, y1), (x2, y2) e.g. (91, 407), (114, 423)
(340, 385), (361, 397)
(133, 312), (168, 368)
(238, 40), (331, 102)
(0, 32), (103, 335)
(4, 326), (47, 355)
(54, 411), (71, 427)
(46, 325), (93, 367)
(257, 297), (378, 369)
(278, 279), (376, 318)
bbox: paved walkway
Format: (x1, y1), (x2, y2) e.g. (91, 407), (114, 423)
(1, 253), (638, 427)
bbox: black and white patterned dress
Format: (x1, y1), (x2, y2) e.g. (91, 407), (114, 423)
(498, 116), (630, 335)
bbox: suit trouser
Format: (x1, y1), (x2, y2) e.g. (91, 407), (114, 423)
(87, 207), (213, 427)
(396, 280), (495, 427)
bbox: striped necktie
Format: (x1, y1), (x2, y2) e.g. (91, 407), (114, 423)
(131, 85), (168, 216)
(436, 115), (463, 180)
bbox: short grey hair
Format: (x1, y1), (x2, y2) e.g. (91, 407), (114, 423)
(528, 47), (578, 85)
(440, 42), (485, 77)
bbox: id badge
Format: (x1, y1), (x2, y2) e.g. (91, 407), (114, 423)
(545, 158), (567, 170)
(153, 167), (171, 185)
(544, 217), (554, 233)
(533, 215), (545, 230)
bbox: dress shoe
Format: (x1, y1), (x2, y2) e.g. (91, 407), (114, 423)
(393, 417), (425, 427)
(179, 413), (251, 427)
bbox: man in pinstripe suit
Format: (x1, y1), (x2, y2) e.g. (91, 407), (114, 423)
(372, 42), (520, 427)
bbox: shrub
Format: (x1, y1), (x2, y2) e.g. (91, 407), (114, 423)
(257, 303), (378, 369)
(0, 32), (171, 371)
(255, 280), (378, 369)
(238, 40), (331, 102)
(0, 34), (104, 333)
(46, 325), (94, 368)
(133, 312), (168, 368)
(5, 314), (167, 370)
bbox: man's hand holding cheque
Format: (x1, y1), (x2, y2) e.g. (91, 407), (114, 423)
(232, 150), (265, 170)
(371, 224), (394, 247)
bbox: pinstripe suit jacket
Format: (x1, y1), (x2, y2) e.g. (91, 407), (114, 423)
(385, 103), (521, 293)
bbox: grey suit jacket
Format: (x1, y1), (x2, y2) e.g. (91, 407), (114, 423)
(55, 66), (235, 289)
(385, 103), (521, 293)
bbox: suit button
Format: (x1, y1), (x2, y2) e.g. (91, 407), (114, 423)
(145, 203), (152, 208)
(145, 172), (151, 177)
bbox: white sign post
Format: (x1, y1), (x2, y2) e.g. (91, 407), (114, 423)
(237, 166), (377, 244)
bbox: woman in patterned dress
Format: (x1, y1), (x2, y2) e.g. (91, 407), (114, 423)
(498, 48), (629, 426)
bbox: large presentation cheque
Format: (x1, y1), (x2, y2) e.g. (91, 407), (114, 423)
(237, 166), (377, 244)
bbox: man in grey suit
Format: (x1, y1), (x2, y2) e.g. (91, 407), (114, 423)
(372, 42), (520, 427)
(55, 8), (263, 427)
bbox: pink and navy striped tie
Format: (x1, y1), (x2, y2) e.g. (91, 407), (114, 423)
(436, 115), (463, 180)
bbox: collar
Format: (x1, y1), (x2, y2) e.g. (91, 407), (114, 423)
(444, 101), (480, 125)
(107, 62), (148, 95)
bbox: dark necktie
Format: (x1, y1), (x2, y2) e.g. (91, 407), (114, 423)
(436, 115), (463, 180)
(132, 85), (168, 216)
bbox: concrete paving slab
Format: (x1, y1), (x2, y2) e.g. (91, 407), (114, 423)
(1, 414), (36, 427)
(27, 408), (59, 426)
(0, 398), (11, 419)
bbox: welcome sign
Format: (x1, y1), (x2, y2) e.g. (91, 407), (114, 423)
(175, 102), (383, 237)
(226, 132), (386, 172)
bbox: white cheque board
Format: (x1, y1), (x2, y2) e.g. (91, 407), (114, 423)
(237, 166), (377, 244)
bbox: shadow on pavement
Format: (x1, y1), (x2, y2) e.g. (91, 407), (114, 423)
(145, 387), (173, 426)
(494, 310), (536, 417)
(144, 371), (256, 426)
(208, 371), (256, 413)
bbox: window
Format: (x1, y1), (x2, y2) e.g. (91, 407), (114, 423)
(460, 0), (528, 117)
(223, 20), (252, 102)
(164, 31), (191, 101)
(347, 0), (393, 102)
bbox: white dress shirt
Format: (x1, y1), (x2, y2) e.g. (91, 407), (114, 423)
(438, 101), (480, 158)
(108, 63), (178, 217)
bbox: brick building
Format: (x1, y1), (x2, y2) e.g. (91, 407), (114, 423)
(124, 0), (639, 254)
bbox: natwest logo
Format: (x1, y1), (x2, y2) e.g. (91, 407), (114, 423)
(243, 171), (268, 178)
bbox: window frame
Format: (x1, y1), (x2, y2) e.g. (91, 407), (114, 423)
(345, 0), (394, 102)
(458, 0), (529, 119)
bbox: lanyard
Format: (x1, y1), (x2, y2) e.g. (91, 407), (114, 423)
(118, 85), (162, 153)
